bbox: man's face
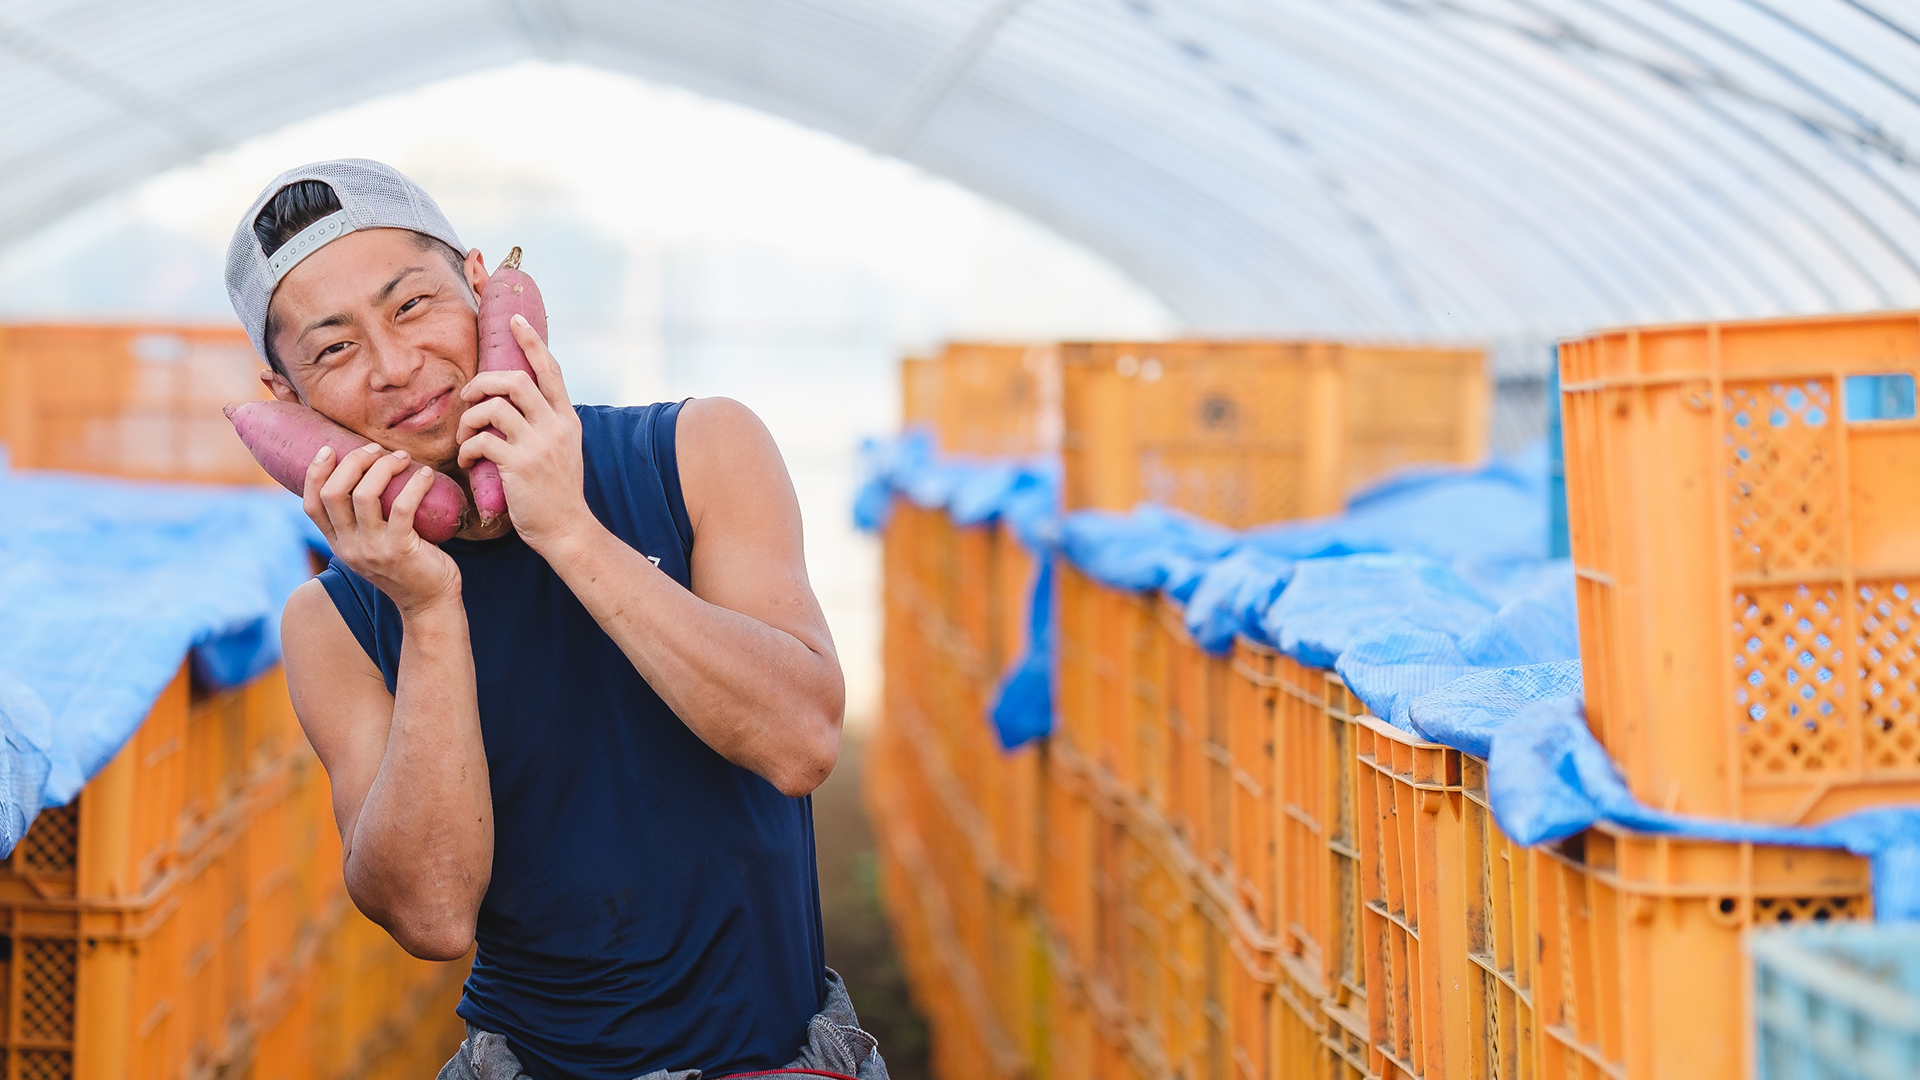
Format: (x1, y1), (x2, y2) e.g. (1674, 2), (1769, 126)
(263, 227), (486, 471)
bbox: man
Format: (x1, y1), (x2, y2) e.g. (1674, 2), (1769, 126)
(225, 159), (883, 1080)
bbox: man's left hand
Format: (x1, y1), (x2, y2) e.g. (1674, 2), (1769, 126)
(456, 314), (595, 553)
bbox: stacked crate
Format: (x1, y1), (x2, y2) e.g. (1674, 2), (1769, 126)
(1544, 312), (1920, 1080)
(878, 317), (1914, 1080)
(1045, 341), (1488, 1080)
(870, 343), (1057, 1080)
(0, 665), (473, 1080)
(0, 324), (276, 483)
(0, 323), (474, 1080)
(1559, 314), (1920, 824)
(1059, 341), (1485, 525)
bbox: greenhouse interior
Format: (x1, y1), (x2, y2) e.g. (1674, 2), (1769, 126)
(4, 2), (1920, 1079)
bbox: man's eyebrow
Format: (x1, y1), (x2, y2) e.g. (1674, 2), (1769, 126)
(373, 266), (433, 305)
(296, 312), (352, 346)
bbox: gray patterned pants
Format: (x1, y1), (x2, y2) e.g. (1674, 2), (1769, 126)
(436, 968), (890, 1080)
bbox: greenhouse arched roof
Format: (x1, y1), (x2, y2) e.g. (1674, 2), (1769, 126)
(3, 0), (1919, 338)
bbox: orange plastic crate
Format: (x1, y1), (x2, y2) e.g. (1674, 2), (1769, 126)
(1162, 613), (1211, 868)
(1532, 822), (1871, 1080)
(1171, 624), (1276, 948)
(868, 722), (1028, 1080)
(1039, 917), (1095, 1080)
(1247, 652), (1370, 1023)
(251, 929), (469, 1080)
(1095, 573), (1156, 796)
(1040, 748), (1099, 994)
(896, 343), (1058, 458)
(1231, 648), (1317, 969)
(934, 343), (1059, 458)
(952, 524), (995, 684)
(881, 505), (1044, 896)
(1061, 341), (1486, 529)
(0, 690), (314, 1080)
(1053, 564), (1169, 802)
(1232, 657), (1377, 1080)
(0, 665), (304, 909)
(1460, 757), (1535, 1080)
(1353, 715), (1473, 1080)
(1562, 313), (1920, 823)
(0, 323), (273, 484)
(1273, 946), (1369, 1080)
(246, 962), (317, 1080)
(1051, 563), (1099, 769)
(1117, 826), (1204, 1077)
(1319, 678), (1376, 1078)
(307, 903), (472, 1080)
(0, 658), (475, 1080)
(902, 355), (942, 430)
(1217, 913), (1272, 1080)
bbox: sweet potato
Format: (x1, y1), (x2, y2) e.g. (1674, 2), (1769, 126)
(225, 400), (471, 543)
(469, 246), (549, 523)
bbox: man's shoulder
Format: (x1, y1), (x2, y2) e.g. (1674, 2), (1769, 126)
(670, 397), (769, 457)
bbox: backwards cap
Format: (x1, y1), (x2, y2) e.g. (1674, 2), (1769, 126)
(225, 158), (465, 361)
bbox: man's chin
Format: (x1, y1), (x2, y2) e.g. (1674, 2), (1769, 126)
(380, 434), (461, 475)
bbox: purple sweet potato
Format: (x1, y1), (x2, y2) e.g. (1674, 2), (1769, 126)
(469, 246), (549, 524)
(225, 400), (471, 543)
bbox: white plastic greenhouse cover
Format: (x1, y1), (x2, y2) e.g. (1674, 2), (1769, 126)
(3, 0), (1919, 338)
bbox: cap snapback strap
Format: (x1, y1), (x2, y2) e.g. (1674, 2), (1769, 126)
(267, 209), (355, 283)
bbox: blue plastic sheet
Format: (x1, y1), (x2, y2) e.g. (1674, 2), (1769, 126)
(1487, 696), (1920, 921)
(855, 428), (1057, 550)
(857, 429), (1060, 748)
(854, 433), (1920, 920)
(0, 463), (323, 855)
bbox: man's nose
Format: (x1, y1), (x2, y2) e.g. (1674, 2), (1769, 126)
(366, 337), (424, 390)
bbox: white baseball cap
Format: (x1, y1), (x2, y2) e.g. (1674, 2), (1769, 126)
(225, 158), (466, 361)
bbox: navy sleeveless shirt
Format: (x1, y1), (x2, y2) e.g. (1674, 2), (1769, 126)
(317, 402), (826, 1080)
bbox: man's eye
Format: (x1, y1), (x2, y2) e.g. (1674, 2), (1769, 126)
(398, 294), (429, 315)
(318, 342), (348, 359)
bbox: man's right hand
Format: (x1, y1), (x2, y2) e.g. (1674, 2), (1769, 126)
(304, 443), (462, 613)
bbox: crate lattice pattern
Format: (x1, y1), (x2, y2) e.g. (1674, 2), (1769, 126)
(16, 1049), (70, 1080)
(1734, 584), (1848, 775)
(1721, 377), (1920, 781)
(1733, 579), (1920, 778)
(1753, 894), (1863, 924)
(19, 940), (74, 1043)
(1725, 380), (1838, 577)
(17, 808), (76, 877)
(1858, 581), (1920, 769)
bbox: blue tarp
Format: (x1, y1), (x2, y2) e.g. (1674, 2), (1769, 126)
(855, 435), (1920, 920)
(0, 459), (323, 854)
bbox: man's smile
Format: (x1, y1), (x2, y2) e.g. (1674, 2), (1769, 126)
(389, 387), (454, 432)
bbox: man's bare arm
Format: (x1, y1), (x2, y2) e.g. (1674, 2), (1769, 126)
(282, 581), (492, 960)
(456, 327), (843, 797)
(281, 441), (494, 961)
(548, 398), (843, 796)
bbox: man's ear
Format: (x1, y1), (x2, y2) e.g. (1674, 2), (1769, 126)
(465, 248), (488, 300)
(259, 367), (302, 404)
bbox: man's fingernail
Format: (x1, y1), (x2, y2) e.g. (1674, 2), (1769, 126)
(314, 447), (332, 462)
